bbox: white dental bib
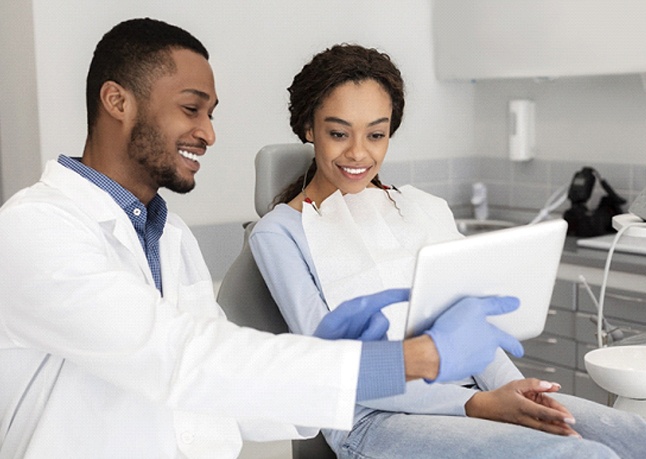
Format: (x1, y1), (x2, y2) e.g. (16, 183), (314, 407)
(302, 185), (462, 340)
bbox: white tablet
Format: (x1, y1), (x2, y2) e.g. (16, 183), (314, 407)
(405, 219), (568, 341)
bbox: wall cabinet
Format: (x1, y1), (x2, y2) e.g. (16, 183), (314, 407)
(433, 0), (646, 80)
(513, 277), (646, 406)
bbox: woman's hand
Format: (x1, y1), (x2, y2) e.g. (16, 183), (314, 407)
(465, 379), (580, 437)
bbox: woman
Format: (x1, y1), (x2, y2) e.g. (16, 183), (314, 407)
(249, 44), (646, 458)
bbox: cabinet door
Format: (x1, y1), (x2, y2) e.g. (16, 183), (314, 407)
(575, 371), (612, 406)
(523, 333), (576, 368)
(575, 312), (646, 345)
(576, 282), (646, 346)
(576, 342), (598, 372)
(544, 306), (575, 338)
(577, 284), (646, 324)
(434, 0), (646, 80)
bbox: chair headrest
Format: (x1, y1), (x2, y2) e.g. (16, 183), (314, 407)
(254, 143), (315, 217)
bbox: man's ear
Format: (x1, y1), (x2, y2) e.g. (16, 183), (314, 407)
(99, 81), (135, 122)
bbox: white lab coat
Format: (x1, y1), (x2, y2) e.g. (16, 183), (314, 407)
(0, 160), (361, 458)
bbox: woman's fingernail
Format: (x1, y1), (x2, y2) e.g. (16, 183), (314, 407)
(564, 417), (576, 425)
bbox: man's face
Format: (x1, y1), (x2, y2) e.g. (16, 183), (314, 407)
(127, 48), (217, 197)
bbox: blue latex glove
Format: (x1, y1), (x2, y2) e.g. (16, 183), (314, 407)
(425, 296), (524, 383)
(314, 288), (410, 341)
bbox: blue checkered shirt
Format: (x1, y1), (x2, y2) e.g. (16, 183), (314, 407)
(58, 155), (167, 294)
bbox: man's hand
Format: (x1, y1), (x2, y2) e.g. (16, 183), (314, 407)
(313, 288), (409, 341)
(465, 379), (580, 437)
(424, 296), (524, 382)
(314, 292), (524, 386)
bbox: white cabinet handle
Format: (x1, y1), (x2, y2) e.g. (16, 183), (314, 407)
(532, 337), (559, 345)
(514, 361), (557, 374)
(605, 292), (646, 304)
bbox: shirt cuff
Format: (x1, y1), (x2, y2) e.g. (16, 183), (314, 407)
(356, 340), (406, 402)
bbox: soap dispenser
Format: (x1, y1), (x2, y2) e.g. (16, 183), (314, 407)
(471, 182), (489, 221)
(508, 99), (535, 162)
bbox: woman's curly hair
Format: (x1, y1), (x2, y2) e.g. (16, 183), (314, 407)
(273, 44), (405, 206)
(288, 43), (405, 143)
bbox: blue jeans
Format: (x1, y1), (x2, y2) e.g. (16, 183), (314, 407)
(340, 394), (646, 458)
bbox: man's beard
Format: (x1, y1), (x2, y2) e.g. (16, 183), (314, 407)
(127, 117), (195, 194)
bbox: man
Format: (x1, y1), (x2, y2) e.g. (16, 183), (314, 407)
(0, 18), (522, 458)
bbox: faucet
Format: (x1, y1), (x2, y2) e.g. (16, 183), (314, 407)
(471, 182), (489, 221)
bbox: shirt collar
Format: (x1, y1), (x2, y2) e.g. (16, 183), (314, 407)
(57, 155), (168, 229)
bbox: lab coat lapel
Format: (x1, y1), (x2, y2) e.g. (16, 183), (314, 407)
(41, 160), (155, 287)
(105, 217), (155, 286)
(159, 223), (182, 303)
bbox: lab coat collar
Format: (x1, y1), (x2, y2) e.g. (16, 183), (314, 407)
(40, 160), (158, 288)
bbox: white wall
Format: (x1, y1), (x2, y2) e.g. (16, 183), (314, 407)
(5, 2), (646, 226)
(12, 0), (475, 225)
(0, 1), (42, 201)
(473, 75), (646, 164)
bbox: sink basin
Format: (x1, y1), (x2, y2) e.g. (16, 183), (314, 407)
(455, 219), (518, 236)
(585, 345), (646, 399)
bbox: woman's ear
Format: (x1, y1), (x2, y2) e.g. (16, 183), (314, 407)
(305, 125), (314, 143)
(99, 81), (135, 122)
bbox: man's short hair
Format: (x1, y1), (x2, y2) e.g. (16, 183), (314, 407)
(86, 18), (209, 136)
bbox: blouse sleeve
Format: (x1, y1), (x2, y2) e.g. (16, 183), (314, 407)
(249, 210), (329, 336)
(250, 207), (479, 416)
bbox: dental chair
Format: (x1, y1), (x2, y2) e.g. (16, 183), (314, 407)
(216, 143), (337, 459)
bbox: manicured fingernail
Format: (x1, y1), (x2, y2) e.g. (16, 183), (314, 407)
(550, 382), (562, 389)
(539, 380), (553, 389)
(564, 417), (576, 425)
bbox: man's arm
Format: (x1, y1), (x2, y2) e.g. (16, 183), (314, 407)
(403, 334), (440, 381)
(316, 290), (524, 384)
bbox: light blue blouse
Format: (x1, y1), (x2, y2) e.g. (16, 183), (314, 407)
(250, 199), (522, 452)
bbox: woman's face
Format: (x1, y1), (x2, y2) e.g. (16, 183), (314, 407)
(305, 79), (392, 203)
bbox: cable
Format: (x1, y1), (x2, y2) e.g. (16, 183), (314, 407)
(529, 184), (569, 225)
(579, 274), (624, 345)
